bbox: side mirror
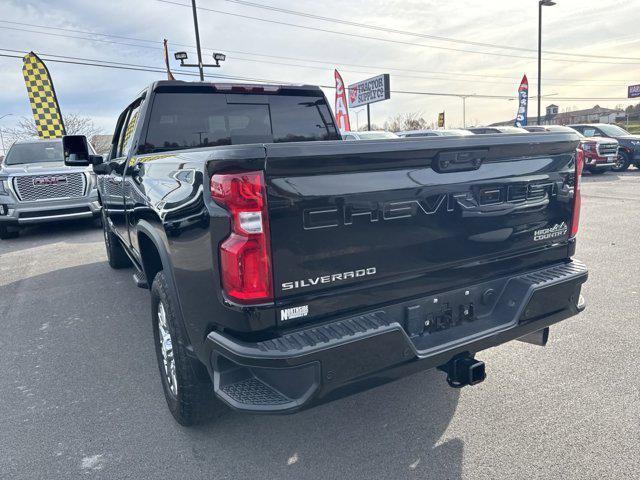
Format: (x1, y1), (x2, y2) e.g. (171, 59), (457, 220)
(63, 135), (91, 166)
(63, 135), (104, 167)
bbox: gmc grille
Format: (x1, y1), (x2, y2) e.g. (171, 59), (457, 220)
(13, 173), (86, 202)
(597, 143), (618, 157)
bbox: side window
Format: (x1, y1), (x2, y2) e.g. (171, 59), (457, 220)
(117, 102), (142, 157)
(108, 108), (129, 160)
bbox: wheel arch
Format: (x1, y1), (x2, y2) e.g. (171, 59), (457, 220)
(136, 219), (196, 354)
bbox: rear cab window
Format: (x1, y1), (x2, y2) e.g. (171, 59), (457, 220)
(140, 88), (340, 153)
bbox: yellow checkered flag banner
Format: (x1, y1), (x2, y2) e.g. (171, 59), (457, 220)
(123, 111), (139, 148)
(22, 52), (66, 139)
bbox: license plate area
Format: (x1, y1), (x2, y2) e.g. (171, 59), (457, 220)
(402, 263), (586, 355)
(405, 276), (517, 354)
(401, 266), (563, 355)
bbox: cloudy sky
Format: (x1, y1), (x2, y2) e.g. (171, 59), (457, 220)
(1, 0), (639, 135)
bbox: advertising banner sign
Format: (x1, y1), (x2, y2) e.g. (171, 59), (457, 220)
(348, 74), (390, 108)
(22, 52), (66, 139)
(514, 74), (529, 127)
(334, 69), (351, 131)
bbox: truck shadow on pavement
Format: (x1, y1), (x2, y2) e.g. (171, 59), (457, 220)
(192, 370), (464, 479)
(0, 219), (102, 255)
(2, 257), (463, 480)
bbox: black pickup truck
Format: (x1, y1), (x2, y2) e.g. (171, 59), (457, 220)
(63, 81), (588, 426)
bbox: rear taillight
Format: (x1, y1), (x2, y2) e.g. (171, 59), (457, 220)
(211, 171), (273, 304)
(570, 148), (584, 238)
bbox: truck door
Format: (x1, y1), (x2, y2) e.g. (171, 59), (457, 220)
(101, 99), (142, 244)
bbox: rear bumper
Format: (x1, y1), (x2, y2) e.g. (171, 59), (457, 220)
(205, 260), (588, 413)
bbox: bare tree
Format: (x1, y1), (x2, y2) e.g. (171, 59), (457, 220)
(3, 113), (103, 146)
(357, 123), (382, 132)
(90, 135), (113, 156)
(383, 112), (430, 132)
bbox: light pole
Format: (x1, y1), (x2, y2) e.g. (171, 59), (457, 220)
(173, 0), (226, 80)
(191, 0), (204, 81)
(538, 0), (556, 126)
(0, 113), (12, 157)
(355, 109), (366, 131)
(459, 95), (475, 128)
(462, 96), (466, 128)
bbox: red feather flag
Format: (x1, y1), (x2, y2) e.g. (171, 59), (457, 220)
(334, 69), (351, 132)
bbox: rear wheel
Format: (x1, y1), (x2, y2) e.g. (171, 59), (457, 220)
(102, 210), (130, 269)
(151, 271), (218, 426)
(612, 151), (630, 172)
(0, 224), (19, 240)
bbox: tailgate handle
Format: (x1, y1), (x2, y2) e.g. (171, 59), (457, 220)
(434, 150), (486, 173)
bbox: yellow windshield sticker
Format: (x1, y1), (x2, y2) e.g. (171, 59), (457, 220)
(128, 154), (173, 166)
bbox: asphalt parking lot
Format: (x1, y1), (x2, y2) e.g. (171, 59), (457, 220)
(1, 170), (639, 480)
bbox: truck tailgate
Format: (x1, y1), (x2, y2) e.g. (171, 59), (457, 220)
(264, 133), (580, 323)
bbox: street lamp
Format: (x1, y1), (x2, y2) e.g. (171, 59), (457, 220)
(173, 50), (227, 77)
(538, 0), (556, 126)
(173, 0), (227, 80)
(174, 51), (188, 61)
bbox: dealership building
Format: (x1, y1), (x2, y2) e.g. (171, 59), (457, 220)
(492, 104), (625, 126)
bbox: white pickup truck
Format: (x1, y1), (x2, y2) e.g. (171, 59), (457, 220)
(0, 138), (101, 239)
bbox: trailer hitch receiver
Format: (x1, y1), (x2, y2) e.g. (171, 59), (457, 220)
(439, 354), (486, 388)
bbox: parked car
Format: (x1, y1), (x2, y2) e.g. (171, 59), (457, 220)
(525, 125), (618, 174)
(0, 138), (101, 239)
(523, 126), (549, 132)
(63, 80), (587, 426)
(467, 126), (530, 134)
(396, 129), (474, 137)
(568, 123), (640, 172)
(342, 131), (398, 140)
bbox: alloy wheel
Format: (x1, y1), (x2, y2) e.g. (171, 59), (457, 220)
(157, 302), (178, 396)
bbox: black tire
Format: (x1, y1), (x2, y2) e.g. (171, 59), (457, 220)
(151, 271), (218, 426)
(0, 224), (19, 240)
(102, 210), (130, 269)
(612, 151), (630, 172)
